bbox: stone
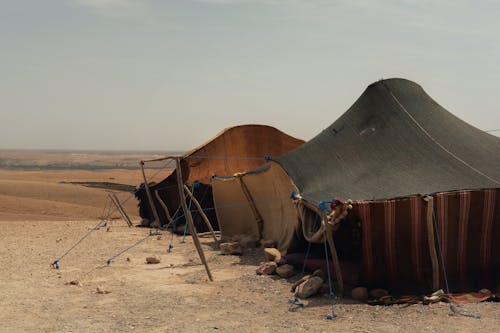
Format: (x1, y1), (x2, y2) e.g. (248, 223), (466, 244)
(219, 242), (243, 255)
(479, 288), (492, 295)
(319, 283), (331, 295)
(263, 248), (282, 263)
(312, 269), (326, 281)
(369, 288), (389, 299)
(146, 256), (161, 264)
(256, 262), (277, 275)
(276, 264), (296, 278)
(294, 276), (324, 299)
(65, 280), (82, 287)
(261, 239), (276, 248)
(276, 257), (288, 266)
(291, 275), (311, 292)
(351, 287), (368, 301)
(96, 286), (111, 294)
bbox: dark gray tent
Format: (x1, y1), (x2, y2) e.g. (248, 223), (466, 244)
(213, 79), (500, 293)
(277, 78), (500, 203)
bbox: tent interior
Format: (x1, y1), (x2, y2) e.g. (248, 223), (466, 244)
(212, 78), (500, 294)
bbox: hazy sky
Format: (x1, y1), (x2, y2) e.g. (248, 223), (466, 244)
(1, 0), (499, 151)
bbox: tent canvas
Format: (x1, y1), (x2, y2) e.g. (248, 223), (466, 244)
(135, 124), (304, 230)
(212, 79), (500, 293)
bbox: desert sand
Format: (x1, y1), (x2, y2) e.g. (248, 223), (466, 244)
(0, 153), (499, 332)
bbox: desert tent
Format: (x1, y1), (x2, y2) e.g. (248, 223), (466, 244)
(212, 78), (500, 293)
(135, 124), (304, 231)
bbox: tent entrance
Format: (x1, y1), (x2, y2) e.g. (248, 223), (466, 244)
(285, 207), (362, 287)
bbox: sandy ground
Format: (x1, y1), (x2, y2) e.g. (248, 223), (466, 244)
(1, 168), (499, 333)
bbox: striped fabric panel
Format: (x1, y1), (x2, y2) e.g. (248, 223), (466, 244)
(436, 193), (448, 266)
(358, 201), (373, 282)
(480, 190), (496, 277)
(410, 196), (423, 285)
(457, 191), (471, 288)
(384, 200), (397, 282)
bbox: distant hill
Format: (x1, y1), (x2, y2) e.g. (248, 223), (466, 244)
(0, 150), (183, 170)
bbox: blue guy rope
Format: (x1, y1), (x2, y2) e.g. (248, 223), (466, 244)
(106, 230), (159, 266)
(167, 205), (182, 252)
(51, 159), (175, 270)
(51, 219), (107, 269)
(289, 214), (319, 309)
(322, 218), (337, 320)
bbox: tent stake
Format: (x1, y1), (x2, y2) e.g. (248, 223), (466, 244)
(175, 157), (214, 281)
(139, 161), (161, 227)
(184, 184), (218, 243)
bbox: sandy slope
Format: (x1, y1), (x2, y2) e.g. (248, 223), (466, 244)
(0, 169), (499, 332)
(0, 170), (141, 221)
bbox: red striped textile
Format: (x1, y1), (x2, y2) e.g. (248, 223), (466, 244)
(351, 189), (500, 293)
(358, 201), (373, 283)
(384, 200), (397, 283)
(457, 191), (471, 289)
(480, 189), (496, 285)
(410, 196), (423, 285)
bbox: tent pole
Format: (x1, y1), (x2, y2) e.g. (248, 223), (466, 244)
(175, 157), (213, 281)
(183, 184), (218, 242)
(154, 190), (175, 226)
(139, 161), (161, 227)
(108, 193), (133, 227)
(324, 216), (344, 296)
(238, 177), (264, 240)
(424, 196), (440, 291)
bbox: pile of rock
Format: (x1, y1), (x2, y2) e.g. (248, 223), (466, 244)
(290, 269), (330, 299)
(255, 242), (297, 279)
(219, 241), (243, 255)
(255, 242), (335, 300)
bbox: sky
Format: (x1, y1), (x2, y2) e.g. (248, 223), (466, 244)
(1, 0), (499, 151)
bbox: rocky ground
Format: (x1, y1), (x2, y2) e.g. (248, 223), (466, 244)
(0, 167), (499, 332)
(1, 219), (499, 333)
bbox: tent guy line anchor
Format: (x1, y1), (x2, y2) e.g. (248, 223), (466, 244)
(50, 159), (173, 269)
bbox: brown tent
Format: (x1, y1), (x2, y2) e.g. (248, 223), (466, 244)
(135, 124), (304, 231)
(212, 79), (500, 293)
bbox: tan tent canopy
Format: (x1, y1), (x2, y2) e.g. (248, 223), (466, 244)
(135, 124), (304, 230)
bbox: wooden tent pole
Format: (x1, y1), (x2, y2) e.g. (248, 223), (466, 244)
(175, 157), (213, 281)
(238, 177), (264, 240)
(183, 184), (218, 242)
(139, 161), (161, 227)
(154, 190), (175, 226)
(424, 196), (440, 291)
(108, 193), (133, 227)
(323, 214), (344, 296)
